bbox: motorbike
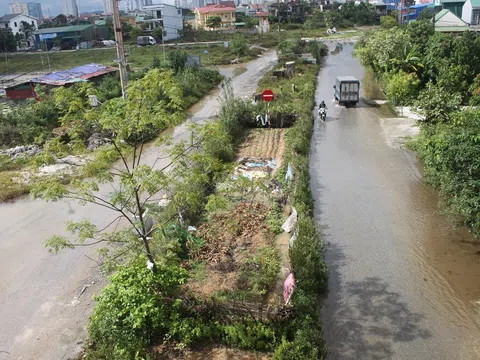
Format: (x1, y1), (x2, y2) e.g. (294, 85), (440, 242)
(318, 107), (327, 122)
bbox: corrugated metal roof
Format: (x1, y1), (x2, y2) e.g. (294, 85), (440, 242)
(30, 63), (118, 86)
(472, 0), (480, 7)
(34, 24), (93, 35)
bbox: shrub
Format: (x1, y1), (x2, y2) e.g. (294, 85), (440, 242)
(384, 70), (420, 106)
(168, 50), (188, 74)
(413, 82), (461, 125)
(87, 259), (205, 358)
(380, 16), (398, 29)
(231, 33), (249, 57)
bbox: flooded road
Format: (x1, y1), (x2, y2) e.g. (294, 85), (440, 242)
(311, 44), (480, 359)
(0, 51), (277, 360)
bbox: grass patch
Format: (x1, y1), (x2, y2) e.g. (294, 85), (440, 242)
(0, 171), (30, 202)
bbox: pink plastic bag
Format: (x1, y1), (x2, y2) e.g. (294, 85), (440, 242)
(283, 273), (296, 305)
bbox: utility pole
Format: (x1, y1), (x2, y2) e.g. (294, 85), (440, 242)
(3, 44), (7, 72)
(44, 39), (51, 71)
(277, 0), (280, 32)
(112, 0), (128, 99)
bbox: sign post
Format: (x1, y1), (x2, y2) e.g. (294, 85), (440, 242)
(262, 89), (274, 127)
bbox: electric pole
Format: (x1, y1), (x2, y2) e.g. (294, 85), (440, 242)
(277, 0), (280, 32)
(112, 0), (128, 99)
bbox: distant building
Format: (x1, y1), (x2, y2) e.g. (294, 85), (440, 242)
(9, 2), (28, 15)
(194, 4), (236, 29)
(34, 24), (94, 49)
(461, 0), (480, 24)
(255, 11), (270, 33)
(27, 2), (42, 19)
(61, 0), (79, 17)
(103, 0), (114, 14)
(433, 8), (470, 30)
(141, 4), (184, 40)
(0, 13), (37, 36)
(5, 64), (118, 100)
(0, 13), (38, 48)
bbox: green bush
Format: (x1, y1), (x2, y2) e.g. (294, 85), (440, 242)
(384, 70), (420, 106)
(380, 16), (397, 29)
(219, 320), (277, 351)
(231, 33), (249, 57)
(176, 67), (223, 107)
(168, 49), (188, 74)
(87, 259), (206, 358)
(409, 109), (480, 236)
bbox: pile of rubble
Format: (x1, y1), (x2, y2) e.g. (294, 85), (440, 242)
(0, 145), (43, 159)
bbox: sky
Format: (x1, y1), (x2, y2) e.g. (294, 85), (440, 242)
(0, 0), (105, 17)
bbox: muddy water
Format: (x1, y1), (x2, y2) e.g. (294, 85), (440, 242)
(311, 44), (480, 359)
(0, 51), (277, 360)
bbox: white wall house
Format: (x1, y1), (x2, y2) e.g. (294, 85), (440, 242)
(0, 13), (37, 35)
(142, 4), (183, 40)
(462, 0), (480, 24)
(0, 13), (38, 47)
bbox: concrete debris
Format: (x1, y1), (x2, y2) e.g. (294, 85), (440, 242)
(0, 144), (43, 159)
(282, 206), (297, 233)
(87, 133), (109, 150)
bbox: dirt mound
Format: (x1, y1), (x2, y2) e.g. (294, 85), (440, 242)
(187, 202), (271, 297)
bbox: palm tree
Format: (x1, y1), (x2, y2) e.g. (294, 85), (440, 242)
(390, 44), (424, 74)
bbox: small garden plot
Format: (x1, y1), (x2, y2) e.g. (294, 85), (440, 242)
(237, 128), (286, 175)
(187, 202), (282, 304)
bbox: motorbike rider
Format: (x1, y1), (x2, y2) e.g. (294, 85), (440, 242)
(318, 101), (327, 121)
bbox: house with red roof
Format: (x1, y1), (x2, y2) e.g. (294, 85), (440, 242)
(194, 4), (237, 29)
(255, 11), (270, 33)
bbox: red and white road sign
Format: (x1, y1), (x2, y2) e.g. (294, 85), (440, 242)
(262, 89), (275, 102)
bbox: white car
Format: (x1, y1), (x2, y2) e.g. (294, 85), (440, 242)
(101, 40), (117, 47)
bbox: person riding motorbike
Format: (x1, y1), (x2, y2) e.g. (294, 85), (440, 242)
(318, 101), (327, 121)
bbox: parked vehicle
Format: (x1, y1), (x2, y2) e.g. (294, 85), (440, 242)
(333, 76), (360, 106)
(137, 36), (156, 46)
(101, 40), (116, 47)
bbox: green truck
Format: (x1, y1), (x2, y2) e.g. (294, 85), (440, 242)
(334, 76), (360, 106)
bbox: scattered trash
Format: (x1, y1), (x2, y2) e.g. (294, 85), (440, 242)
(187, 226), (197, 232)
(282, 206), (297, 233)
(285, 163), (294, 181)
(283, 272), (296, 305)
(289, 227), (298, 247)
(234, 157), (277, 180)
(146, 260), (154, 270)
(158, 193), (170, 207)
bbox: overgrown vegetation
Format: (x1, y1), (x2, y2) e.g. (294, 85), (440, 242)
(258, 61), (328, 358)
(355, 21), (480, 105)
(0, 57), (223, 202)
(356, 19), (480, 238)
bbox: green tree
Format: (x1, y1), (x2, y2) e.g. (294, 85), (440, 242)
(130, 26), (142, 39)
(245, 16), (259, 29)
(413, 82), (461, 125)
(206, 16), (222, 29)
(0, 31), (16, 52)
(31, 69), (186, 273)
(168, 49), (188, 74)
(380, 16), (397, 29)
(152, 26), (164, 41)
(384, 71), (421, 105)
(303, 9), (326, 29)
(19, 21), (36, 47)
(230, 33), (248, 57)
